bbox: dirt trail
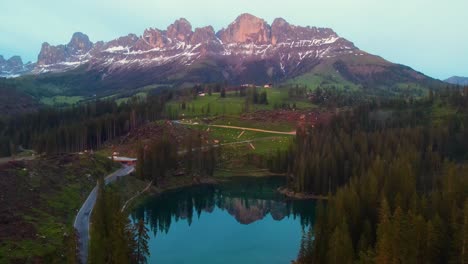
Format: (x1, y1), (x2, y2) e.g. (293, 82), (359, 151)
(201, 124), (296, 135)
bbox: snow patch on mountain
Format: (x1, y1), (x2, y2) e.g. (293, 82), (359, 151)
(19, 14), (361, 77)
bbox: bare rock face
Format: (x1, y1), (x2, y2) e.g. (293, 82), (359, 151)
(270, 18), (290, 45)
(190, 26), (224, 55)
(0, 55), (34, 77)
(37, 43), (68, 66)
(100, 34), (139, 53)
(271, 18), (338, 45)
(217, 13), (271, 44)
(140, 28), (168, 49)
(167, 18), (193, 42)
(36, 32), (94, 72)
(190, 26), (216, 44)
(67, 32), (93, 56)
(6, 56), (23, 69)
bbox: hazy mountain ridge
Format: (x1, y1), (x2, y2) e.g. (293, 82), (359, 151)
(0, 55), (35, 78)
(445, 76), (468, 86)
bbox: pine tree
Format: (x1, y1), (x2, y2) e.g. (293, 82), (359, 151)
(327, 219), (354, 264)
(459, 200), (468, 264)
(109, 208), (131, 264)
(65, 229), (78, 264)
(136, 144), (145, 180)
(390, 207), (404, 264)
(134, 219), (150, 264)
(426, 218), (443, 264)
(220, 87), (226, 98)
(375, 198), (392, 264)
(89, 176), (108, 264)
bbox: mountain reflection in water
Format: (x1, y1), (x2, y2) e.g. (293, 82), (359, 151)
(130, 177), (316, 234)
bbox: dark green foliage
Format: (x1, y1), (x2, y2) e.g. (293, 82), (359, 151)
(245, 87), (268, 105)
(207, 86), (213, 96)
(294, 89), (468, 264)
(288, 85), (308, 99)
(0, 82), (39, 117)
(136, 130), (219, 185)
(270, 89), (468, 196)
(297, 146), (467, 264)
(134, 219), (150, 264)
(220, 87), (226, 98)
(89, 176), (150, 264)
(65, 229), (79, 264)
(137, 135), (178, 185)
(0, 93), (171, 156)
(182, 130), (218, 177)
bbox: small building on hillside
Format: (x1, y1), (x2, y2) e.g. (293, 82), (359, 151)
(110, 156), (137, 166)
(173, 169), (186, 177)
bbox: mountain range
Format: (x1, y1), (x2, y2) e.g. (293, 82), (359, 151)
(445, 76), (468, 86)
(0, 13), (444, 98)
(0, 55), (34, 78)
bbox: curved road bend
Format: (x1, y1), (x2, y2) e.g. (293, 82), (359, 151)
(74, 126), (289, 263)
(74, 165), (135, 264)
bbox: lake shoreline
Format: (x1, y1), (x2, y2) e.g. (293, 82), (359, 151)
(120, 175), (222, 212)
(135, 175), (314, 264)
(277, 187), (329, 200)
(122, 172), (294, 212)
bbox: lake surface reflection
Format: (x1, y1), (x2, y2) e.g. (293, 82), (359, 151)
(130, 177), (316, 264)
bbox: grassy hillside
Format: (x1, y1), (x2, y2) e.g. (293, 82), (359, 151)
(285, 53), (443, 97)
(0, 154), (117, 263)
(0, 52), (445, 110)
(165, 88), (316, 119)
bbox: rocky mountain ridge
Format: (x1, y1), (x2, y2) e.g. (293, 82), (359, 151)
(0, 55), (34, 78)
(2, 13), (435, 92)
(29, 14), (360, 77)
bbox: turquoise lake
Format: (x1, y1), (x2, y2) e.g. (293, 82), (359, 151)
(131, 177), (316, 264)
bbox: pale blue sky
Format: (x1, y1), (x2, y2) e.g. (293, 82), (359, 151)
(1, 0), (467, 79)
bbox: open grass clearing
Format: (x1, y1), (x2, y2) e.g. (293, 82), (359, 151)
(165, 88), (316, 119)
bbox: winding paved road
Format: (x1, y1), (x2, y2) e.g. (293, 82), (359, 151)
(0, 155), (36, 165)
(73, 122), (293, 263)
(74, 165), (134, 264)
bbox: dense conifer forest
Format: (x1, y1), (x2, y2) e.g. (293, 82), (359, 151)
(135, 129), (219, 185)
(274, 88), (468, 264)
(0, 92), (172, 156)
